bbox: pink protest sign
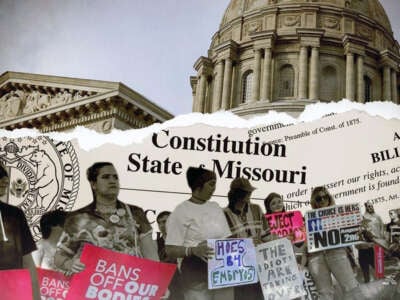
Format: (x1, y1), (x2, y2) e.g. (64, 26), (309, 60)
(0, 269), (32, 300)
(374, 245), (385, 279)
(66, 244), (176, 300)
(38, 268), (71, 300)
(266, 211), (306, 243)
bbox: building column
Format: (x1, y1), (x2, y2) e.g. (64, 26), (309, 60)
(391, 69), (398, 103)
(252, 49), (262, 102)
(383, 65), (391, 101)
(212, 60), (224, 112)
(196, 74), (207, 112)
(309, 46), (319, 100)
(356, 55), (364, 103)
(298, 46), (308, 99)
(346, 52), (355, 101)
(261, 48), (272, 102)
(221, 58), (233, 109)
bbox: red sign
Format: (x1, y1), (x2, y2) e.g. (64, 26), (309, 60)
(0, 269), (32, 300)
(266, 211), (306, 243)
(374, 245), (385, 279)
(66, 244), (176, 300)
(37, 268), (71, 300)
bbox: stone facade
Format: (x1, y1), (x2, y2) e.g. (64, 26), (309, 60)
(0, 72), (173, 133)
(191, 0), (400, 117)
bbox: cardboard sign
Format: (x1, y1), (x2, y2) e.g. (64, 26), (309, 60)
(374, 245), (385, 279)
(256, 239), (305, 300)
(66, 244), (176, 300)
(207, 238), (257, 289)
(38, 268), (71, 300)
(301, 268), (318, 300)
(0, 269), (32, 300)
(305, 203), (362, 253)
(266, 211), (306, 243)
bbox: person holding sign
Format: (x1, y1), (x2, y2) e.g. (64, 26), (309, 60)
(265, 193), (308, 269)
(0, 164), (40, 299)
(165, 167), (233, 300)
(223, 177), (270, 300)
(54, 162), (158, 275)
(307, 186), (362, 300)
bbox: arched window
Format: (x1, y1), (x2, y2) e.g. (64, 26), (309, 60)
(364, 76), (372, 102)
(242, 71), (253, 103)
(320, 66), (338, 101)
(279, 65), (294, 97)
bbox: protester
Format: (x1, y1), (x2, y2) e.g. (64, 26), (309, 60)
(307, 186), (363, 300)
(357, 200), (385, 283)
(0, 164), (40, 299)
(264, 192), (285, 214)
(165, 166), (233, 300)
(54, 162), (158, 275)
(33, 209), (67, 270)
(386, 209), (400, 240)
(224, 177), (270, 300)
(264, 192), (307, 276)
(156, 211), (183, 300)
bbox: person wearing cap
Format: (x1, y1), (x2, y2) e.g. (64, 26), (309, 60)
(307, 186), (363, 300)
(0, 164), (40, 299)
(223, 177), (271, 300)
(165, 166), (233, 300)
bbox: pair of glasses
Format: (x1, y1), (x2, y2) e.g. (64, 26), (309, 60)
(315, 194), (329, 203)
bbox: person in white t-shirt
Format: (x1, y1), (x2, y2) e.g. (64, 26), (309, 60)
(165, 167), (233, 300)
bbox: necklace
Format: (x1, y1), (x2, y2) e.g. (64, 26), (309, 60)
(96, 205), (126, 224)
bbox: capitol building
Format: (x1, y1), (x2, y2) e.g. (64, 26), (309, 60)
(191, 0), (400, 117)
(0, 1), (399, 131)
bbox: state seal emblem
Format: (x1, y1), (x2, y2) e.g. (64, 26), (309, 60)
(0, 136), (80, 240)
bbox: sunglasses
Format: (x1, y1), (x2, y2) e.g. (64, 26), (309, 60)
(315, 194), (329, 203)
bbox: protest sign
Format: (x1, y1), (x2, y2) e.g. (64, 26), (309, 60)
(37, 268), (71, 300)
(0, 269), (32, 300)
(374, 245), (385, 279)
(301, 268), (318, 300)
(305, 203), (362, 253)
(266, 211), (306, 243)
(256, 238), (305, 300)
(207, 238), (257, 289)
(66, 244), (176, 300)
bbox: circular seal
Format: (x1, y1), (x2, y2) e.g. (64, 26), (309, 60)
(0, 136), (80, 240)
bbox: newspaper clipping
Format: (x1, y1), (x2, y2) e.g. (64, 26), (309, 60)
(0, 110), (400, 299)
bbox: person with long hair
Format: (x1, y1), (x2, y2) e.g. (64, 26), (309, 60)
(264, 192), (285, 214)
(54, 162), (158, 274)
(307, 186), (363, 300)
(165, 167), (233, 300)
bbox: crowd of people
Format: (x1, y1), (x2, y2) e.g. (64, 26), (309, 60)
(1, 162), (400, 300)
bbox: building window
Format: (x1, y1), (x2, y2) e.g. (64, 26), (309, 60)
(364, 76), (372, 102)
(279, 65), (294, 97)
(320, 66), (338, 101)
(242, 71), (253, 103)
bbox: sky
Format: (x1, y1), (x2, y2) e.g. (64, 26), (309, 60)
(0, 0), (399, 116)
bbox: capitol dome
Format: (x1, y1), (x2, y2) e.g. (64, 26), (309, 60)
(191, 0), (400, 117)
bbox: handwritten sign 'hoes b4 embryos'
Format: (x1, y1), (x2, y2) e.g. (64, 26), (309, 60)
(207, 238), (258, 289)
